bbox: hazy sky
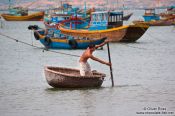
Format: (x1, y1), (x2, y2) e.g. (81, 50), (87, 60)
(0, 0), (174, 9)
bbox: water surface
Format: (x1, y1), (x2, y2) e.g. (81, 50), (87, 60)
(0, 10), (175, 116)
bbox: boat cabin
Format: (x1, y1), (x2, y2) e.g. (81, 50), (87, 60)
(143, 8), (160, 22)
(50, 14), (71, 23)
(89, 11), (123, 30)
(9, 7), (28, 16)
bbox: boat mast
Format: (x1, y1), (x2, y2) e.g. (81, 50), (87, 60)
(84, 1), (86, 18)
(8, 0), (12, 10)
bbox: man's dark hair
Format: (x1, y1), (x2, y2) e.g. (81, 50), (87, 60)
(88, 44), (95, 48)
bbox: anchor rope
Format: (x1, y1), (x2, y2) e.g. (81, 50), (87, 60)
(0, 32), (80, 57)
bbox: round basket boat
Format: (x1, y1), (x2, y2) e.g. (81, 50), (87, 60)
(44, 66), (106, 88)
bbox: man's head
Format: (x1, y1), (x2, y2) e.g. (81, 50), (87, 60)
(88, 44), (96, 51)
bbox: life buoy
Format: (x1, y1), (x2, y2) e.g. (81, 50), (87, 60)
(44, 36), (52, 47)
(34, 31), (40, 40)
(68, 39), (78, 49)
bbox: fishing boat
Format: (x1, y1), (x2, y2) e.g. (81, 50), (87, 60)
(1, 11), (44, 21)
(59, 25), (128, 42)
(159, 6), (175, 18)
(120, 24), (149, 42)
(29, 25), (106, 49)
(133, 15), (175, 26)
(44, 66), (106, 88)
(143, 8), (160, 22)
(1, 5), (44, 21)
(59, 11), (128, 42)
(59, 11), (148, 42)
(44, 16), (88, 30)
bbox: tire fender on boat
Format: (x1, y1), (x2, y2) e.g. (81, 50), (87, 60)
(44, 36), (52, 47)
(68, 39), (78, 49)
(34, 31), (40, 40)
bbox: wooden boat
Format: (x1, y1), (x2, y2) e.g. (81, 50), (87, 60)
(133, 15), (175, 26)
(31, 27), (106, 49)
(59, 24), (149, 42)
(1, 11), (44, 21)
(44, 17), (88, 30)
(58, 11), (127, 42)
(58, 11), (148, 42)
(120, 24), (149, 42)
(44, 66), (106, 88)
(143, 8), (160, 22)
(159, 6), (175, 18)
(59, 25), (128, 42)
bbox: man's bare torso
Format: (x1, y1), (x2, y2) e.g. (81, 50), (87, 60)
(79, 48), (93, 63)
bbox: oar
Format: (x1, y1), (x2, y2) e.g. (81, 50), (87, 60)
(107, 42), (114, 87)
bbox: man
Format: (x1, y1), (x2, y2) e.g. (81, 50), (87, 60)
(79, 39), (111, 76)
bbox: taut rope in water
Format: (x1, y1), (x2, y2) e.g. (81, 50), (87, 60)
(0, 32), (80, 57)
(135, 23), (169, 43)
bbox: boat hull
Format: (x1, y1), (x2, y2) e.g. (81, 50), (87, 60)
(39, 37), (106, 49)
(44, 66), (106, 88)
(1, 11), (44, 21)
(133, 16), (175, 26)
(120, 25), (149, 42)
(59, 25), (128, 42)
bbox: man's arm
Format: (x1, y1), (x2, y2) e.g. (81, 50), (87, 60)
(90, 55), (111, 66)
(95, 38), (109, 49)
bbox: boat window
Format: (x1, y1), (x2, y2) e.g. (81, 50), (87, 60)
(92, 14), (95, 21)
(95, 14), (98, 21)
(102, 14), (104, 21)
(108, 16), (111, 22)
(96, 14), (99, 21)
(106, 13), (108, 21)
(113, 16), (115, 22)
(117, 15), (120, 21)
(99, 13), (102, 21)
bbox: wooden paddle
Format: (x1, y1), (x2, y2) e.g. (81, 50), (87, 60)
(107, 42), (114, 87)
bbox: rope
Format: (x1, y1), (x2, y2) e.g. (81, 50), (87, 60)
(120, 43), (148, 50)
(0, 32), (80, 58)
(134, 23), (168, 43)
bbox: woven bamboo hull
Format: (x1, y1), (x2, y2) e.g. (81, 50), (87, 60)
(59, 25), (128, 42)
(120, 25), (149, 42)
(1, 11), (44, 21)
(44, 66), (106, 88)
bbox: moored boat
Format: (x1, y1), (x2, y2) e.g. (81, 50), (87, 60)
(1, 11), (44, 21)
(59, 11), (128, 42)
(133, 15), (175, 26)
(120, 24), (149, 42)
(44, 66), (106, 88)
(58, 11), (148, 42)
(143, 8), (160, 22)
(28, 25), (106, 49)
(59, 25), (128, 42)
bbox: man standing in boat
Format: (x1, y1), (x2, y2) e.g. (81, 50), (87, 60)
(79, 39), (111, 76)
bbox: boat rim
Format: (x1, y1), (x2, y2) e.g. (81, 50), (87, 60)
(44, 66), (106, 78)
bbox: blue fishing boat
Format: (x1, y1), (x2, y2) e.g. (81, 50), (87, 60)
(143, 8), (160, 22)
(28, 25), (106, 49)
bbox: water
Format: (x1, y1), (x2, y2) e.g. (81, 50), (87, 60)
(0, 10), (175, 116)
